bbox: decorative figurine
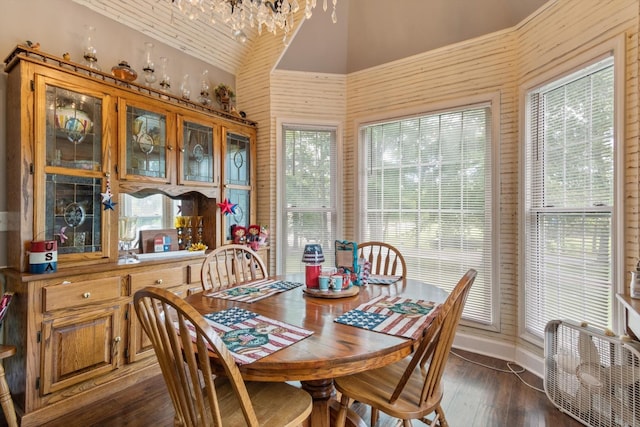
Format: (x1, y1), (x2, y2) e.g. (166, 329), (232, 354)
(232, 225), (247, 244)
(214, 83), (235, 112)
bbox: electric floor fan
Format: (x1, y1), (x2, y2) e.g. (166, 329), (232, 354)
(545, 319), (640, 426)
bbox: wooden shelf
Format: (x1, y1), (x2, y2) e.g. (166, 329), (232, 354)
(617, 293), (640, 340)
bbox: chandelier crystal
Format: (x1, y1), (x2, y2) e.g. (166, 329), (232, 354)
(172, 0), (338, 44)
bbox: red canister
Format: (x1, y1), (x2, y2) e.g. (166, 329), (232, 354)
(305, 264), (322, 289)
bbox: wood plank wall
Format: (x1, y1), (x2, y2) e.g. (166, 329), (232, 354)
(237, 9), (311, 274)
(237, 0), (640, 351)
(515, 0), (638, 353)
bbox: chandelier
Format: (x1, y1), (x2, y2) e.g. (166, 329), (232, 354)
(172, 0), (338, 44)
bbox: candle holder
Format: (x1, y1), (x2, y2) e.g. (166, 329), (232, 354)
(196, 216), (204, 244)
(174, 216), (186, 250)
(183, 216), (193, 249)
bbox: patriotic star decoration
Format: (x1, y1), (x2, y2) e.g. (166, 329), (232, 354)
(55, 226), (68, 244)
(217, 198), (237, 216)
(102, 174), (116, 210)
(100, 190), (113, 203)
(103, 198), (117, 211)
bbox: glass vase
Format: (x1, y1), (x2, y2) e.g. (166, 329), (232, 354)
(142, 42), (156, 86)
(82, 25), (101, 71)
(180, 73), (191, 100)
(119, 216), (139, 264)
(159, 56), (171, 93)
(198, 69), (211, 106)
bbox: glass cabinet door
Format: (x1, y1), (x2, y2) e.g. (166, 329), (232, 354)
(120, 101), (171, 182)
(225, 188), (250, 241)
(223, 130), (254, 241)
(37, 77), (110, 259)
(45, 174), (103, 254)
(226, 132), (251, 187)
(46, 86), (102, 170)
(178, 116), (218, 186)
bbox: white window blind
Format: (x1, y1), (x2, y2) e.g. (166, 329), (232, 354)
(281, 125), (338, 273)
(524, 56), (614, 340)
(360, 105), (494, 325)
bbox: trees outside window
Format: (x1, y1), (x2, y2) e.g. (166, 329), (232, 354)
(523, 56), (615, 340)
(360, 104), (495, 326)
(281, 125), (338, 273)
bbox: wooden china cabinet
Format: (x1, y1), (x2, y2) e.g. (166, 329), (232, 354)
(1, 45), (257, 426)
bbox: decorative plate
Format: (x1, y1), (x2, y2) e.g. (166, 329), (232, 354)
(192, 144), (204, 162)
(63, 202), (86, 227)
(55, 107), (93, 144)
(137, 132), (154, 154)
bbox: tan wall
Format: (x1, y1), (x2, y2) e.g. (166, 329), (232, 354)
(242, 0), (640, 350)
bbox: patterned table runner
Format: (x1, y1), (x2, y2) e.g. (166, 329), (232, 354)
(199, 307), (313, 365)
(205, 279), (303, 303)
(334, 295), (441, 340)
(366, 274), (402, 285)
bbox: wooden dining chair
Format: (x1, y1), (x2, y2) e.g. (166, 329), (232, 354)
(200, 244), (268, 292)
(357, 241), (407, 283)
(0, 345), (17, 427)
(133, 286), (312, 427)
(333, 269), (477, 427)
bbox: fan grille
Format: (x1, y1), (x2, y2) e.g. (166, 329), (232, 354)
(545, 320), (640, 427)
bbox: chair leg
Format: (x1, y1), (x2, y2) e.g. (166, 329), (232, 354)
(371, 408), (379, 426)
(334, 394), (350, 427)
(402, 419), (412, 427)
(0, 362), (17, 427)
(435, 405), (448, 427)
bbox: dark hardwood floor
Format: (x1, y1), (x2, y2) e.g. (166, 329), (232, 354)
(7, 350), (583, 427)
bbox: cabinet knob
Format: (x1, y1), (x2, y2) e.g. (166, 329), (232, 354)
(167, 145), (174, 151)
(180, 147), (185, 153)
(114, 336), (121, 343)
(83, 292), (91, 299)
(156, 279), (163, 285)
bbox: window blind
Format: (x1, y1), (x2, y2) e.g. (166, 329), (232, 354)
(281, 125), (338, 273)
(360, 105), (494, 325)
(524, 56), (614, 339)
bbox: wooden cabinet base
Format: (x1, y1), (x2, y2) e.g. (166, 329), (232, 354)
(18, 364), (161, 427)
(1, 256), (205, 426)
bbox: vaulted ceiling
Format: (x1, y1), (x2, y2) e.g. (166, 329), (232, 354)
(72, 0), (550, 75)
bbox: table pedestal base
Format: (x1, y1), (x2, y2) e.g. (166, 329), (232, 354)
(301, 379), (366, 427)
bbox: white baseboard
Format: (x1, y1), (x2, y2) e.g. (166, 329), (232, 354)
(453, 331), (544, 379)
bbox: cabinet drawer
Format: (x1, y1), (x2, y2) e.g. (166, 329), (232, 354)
(130, 267), (186, 294)
(43, 277), (121, 312)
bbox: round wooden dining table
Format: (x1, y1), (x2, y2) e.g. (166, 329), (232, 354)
(185, 274), (448, 427)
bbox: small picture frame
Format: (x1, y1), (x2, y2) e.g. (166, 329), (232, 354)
(335, 240), (358, 274)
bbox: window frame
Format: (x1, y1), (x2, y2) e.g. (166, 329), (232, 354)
(519, 37), (625, 345)
(276, 118), (343, 275)
(355, 93), (501, 331)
